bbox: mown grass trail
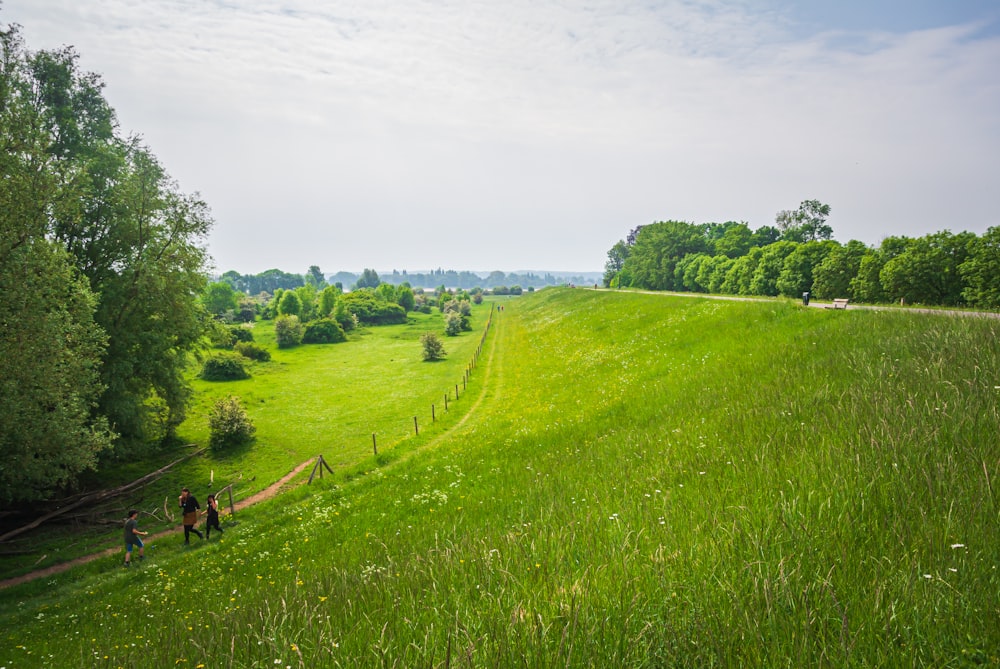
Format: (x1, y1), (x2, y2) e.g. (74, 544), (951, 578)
(1, 288), (997, 667)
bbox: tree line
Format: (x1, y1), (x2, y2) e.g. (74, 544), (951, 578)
(1, 24), (211, 505)
(219, 266), (592, 293)
(603, 200), (1000, 309)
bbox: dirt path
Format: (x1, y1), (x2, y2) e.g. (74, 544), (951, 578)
(0, 459), (313, 590)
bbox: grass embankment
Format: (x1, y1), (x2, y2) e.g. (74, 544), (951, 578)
(1, 288), (997, 667)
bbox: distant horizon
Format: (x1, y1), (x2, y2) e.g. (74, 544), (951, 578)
(212, 267), (604, 278)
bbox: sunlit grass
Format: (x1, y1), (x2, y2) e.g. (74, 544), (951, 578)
(1, 288), (997, 667)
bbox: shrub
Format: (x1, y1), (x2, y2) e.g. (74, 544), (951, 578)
(234, 341), (271, 362)
(207, 320), (235, 348)
(340, 289), (407, 325)
(208, 395), (256, 452)
(421, 332), (446, 361)
(444, 312), (463, 336)
(200, 353), (250, 381)
(274, 314), (303, 348)
(303, 318), (347, 344)
(229, 325), (254, 343)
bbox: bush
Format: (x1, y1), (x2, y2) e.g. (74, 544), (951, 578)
(234, 341), (271, 362)
(340, 289), (407, 325)
(421, 332), (446, 361)
(200, 353), (250, 381)
(274, 314), (303, 348)
(444, 312), (463, 336)
(229, 325), (254, 343)
(208, 395), (256, 452)
(303, 318), (347, 344)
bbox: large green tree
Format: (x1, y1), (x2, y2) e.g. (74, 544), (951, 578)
(621, 221), (711, 290)
(1, 24), (116, 502)
(4, 29), (212, 461)
(880, 231), (975, 306)
(775, 200), (833, 243)
(960, 226), (1000, 309)
(812, 240), (868, 300)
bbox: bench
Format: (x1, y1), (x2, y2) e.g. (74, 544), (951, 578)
(827, 298), (849, 310)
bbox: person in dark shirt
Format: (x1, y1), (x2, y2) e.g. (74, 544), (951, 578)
(178, 487), (204, 544)
(203, 493), (223, 540)
(123, 509), (147, 566)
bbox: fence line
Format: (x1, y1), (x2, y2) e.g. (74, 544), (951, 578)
(365, 302), (497, 461)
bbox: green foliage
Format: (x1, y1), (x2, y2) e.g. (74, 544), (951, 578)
(203, 281), (239, 317)
(444, 311), (463, 336)
(603, 239), (630, 286)
(776, 240), (837, 298)
(305, 265), (326, 288)
(421, 332), (446, 360)
(233, 341), (271, 362)
(318, 284), (340, 317)
(229, 325), (254, 343)
(621, 220), (712, 290)
(355, 267), (381, 289)
(880, 231), (975, 306)
(200, 353), (250, 381)
(12, 36), (213, 451)
(0, 240), (114, 504)
(274, 314), (304, 348)
(397, 285), (416, 312)
(749, 240), (796, 296)
(340, 289), (407, 325)
(302, 318), (347, 344)
(775, 199), (833, 242)
(813, 240), (867, 299)
(960, 226), (1000, 308)
(207, 395), (256, 453)
(277, 290), (302, 317)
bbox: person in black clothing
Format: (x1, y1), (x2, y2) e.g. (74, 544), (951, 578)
(178, 487), (203, 544)
(203, 493), (223, 540)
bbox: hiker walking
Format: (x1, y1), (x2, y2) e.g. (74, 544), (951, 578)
(203, 493), (223, 540)
(123, 510), (147, 567)
(178, 487), (204, 544)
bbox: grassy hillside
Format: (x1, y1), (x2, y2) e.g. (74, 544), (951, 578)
(1, 288), (997, 667)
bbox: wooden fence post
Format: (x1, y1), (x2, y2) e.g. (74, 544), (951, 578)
(308, 454), (335, 484)
(432, 404), (436, 422)
(445, 393), (449, 411)
(414, 416), (419, 435)
(372, 433), (378, 456)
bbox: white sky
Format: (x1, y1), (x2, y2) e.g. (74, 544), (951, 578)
(3, 0), (999, 274)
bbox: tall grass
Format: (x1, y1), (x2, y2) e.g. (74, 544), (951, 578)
(1, 288), (997, 667)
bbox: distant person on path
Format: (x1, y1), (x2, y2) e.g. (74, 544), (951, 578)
(203, 493), (223, 540)
(123, 510), (147, 567)
(178, 487), (204, 544)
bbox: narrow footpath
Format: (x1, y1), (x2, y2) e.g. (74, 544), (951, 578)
(0, 459), (313, 590)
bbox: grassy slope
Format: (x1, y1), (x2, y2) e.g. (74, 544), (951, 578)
(1, 288), (997, 667)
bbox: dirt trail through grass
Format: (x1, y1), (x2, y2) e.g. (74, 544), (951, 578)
(0, 459), (313, 590)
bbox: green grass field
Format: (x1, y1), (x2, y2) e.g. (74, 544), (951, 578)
(1, 288), (997, 667)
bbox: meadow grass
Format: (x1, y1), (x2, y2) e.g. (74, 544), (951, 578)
(0, 305), (493, 577)
(1, 288), (997, 667)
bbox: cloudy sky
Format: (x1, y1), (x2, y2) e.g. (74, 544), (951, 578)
(3, 0), (999, 275)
